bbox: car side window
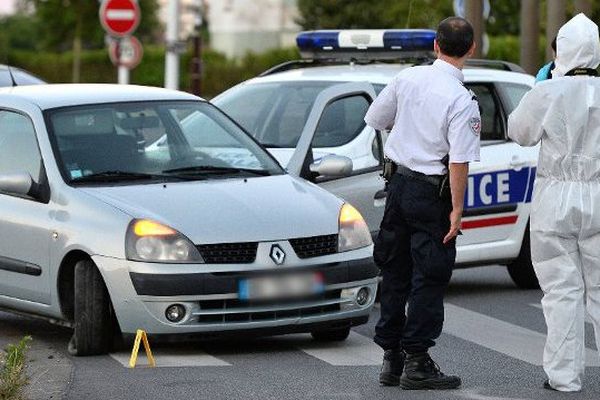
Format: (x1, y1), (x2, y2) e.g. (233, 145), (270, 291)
(0, 110), (44, 189)
(497, 83), (531, 114)
(465, 84), (505, 141)
(313, 95), (370, 148)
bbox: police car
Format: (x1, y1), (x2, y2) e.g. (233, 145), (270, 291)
(212, 30), (538, 289)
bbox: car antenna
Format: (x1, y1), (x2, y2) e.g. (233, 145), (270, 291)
(6, 66), (18, 87)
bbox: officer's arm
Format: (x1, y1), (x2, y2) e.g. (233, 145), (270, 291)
(364, 78), (398, 131)
(445, 96), (481, 243)
(508, 87), (550, 146)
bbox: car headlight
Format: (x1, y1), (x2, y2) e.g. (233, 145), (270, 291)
(125, 219), (204, 263)
(338, 203), (372, 252)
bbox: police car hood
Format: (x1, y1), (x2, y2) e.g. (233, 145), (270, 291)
(554, 13), (600, 77)
(80, 175), (342, 244)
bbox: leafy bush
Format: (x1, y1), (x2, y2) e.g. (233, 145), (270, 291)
(487, 35), (548, 66)
(6, 46), (300, 98)
(0, 336), (32, 400)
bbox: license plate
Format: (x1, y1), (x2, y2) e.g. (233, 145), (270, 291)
(239, 272), (324, 301)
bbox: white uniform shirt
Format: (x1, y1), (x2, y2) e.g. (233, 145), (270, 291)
(364, 59), (481, 175)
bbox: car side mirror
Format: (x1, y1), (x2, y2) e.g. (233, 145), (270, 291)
(309, 155), (353, 178)
(0, 172), (34, 197)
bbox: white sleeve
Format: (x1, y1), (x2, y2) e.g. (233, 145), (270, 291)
(508, 86), (548, 146)
(447, 95), (481, 163)
(364, 78), (398, 131)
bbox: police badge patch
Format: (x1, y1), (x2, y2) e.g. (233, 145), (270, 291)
(469, 117), (481, 136)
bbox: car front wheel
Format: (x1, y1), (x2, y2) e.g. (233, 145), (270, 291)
(507, 227), (540, 290)
(68, 259), (116, 356)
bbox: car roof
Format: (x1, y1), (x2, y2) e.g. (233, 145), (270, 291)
(241, 63), (535, 87)
(0, 84), (202, 110)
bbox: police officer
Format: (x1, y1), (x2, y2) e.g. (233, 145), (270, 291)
(364, 17), (480, 390)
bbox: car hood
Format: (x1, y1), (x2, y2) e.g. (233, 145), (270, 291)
(80, 175), (342, 244)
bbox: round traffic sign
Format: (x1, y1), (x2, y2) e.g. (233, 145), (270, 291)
(109, 36), (143, 69)
(100, 0), (141, 37)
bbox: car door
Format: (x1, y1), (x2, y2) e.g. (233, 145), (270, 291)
(287, 82), (385, 234)
(0, 109), (52, 304)
(458, 82), (535, 250)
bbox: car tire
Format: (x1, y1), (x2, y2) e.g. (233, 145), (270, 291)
(507, 227), (540, 290)
(68, 259), (115, 356)
(310, 327), (351, 342)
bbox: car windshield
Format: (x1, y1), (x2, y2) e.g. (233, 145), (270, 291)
(214, 81), (377, 149)
(47, 101), (283, 185)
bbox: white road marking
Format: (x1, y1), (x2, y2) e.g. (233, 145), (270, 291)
(110, 348), (231, 368)
(297, 331), (383, 366)
(106, 10), (135, 20)
(530, 302), (593, 323)
(444, 303), (600, 366)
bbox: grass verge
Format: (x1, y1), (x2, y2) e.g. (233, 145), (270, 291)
(0, 336), (32, 400)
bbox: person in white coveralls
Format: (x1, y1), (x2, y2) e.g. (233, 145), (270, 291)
(508, 13), (600, 392)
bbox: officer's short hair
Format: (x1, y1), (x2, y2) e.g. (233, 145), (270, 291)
(436, 17), (474, 58)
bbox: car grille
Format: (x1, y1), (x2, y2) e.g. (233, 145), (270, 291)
(194, 290), (344, 324)
(290, 234), (338, 259)
(196, 242), (258, 264)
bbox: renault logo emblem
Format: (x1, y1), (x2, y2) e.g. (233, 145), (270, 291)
(270, 245), (286, 265)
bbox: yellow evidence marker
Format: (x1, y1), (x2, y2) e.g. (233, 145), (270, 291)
(129, 329), (156, 368)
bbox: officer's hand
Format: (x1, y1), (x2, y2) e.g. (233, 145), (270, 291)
(443, 208), (462, 244)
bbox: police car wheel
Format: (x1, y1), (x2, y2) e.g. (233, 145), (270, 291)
(311, 327), (351, 342)
(506, 228), (540, 290)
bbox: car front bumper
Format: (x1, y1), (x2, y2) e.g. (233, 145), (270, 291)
(92, 246), (377, 335)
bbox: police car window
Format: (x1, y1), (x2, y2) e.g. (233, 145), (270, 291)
(497, 83), (531, 114)
(313, 95), (370, 147)
(214, 81), (340, 148)
(0, 111), (43, 187)
(466, 84), (504, 141)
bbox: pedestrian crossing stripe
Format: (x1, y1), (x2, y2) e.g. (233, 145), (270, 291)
(109, 303), (599, 368)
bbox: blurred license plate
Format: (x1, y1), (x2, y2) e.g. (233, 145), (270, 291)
(239, 273), (324, 301)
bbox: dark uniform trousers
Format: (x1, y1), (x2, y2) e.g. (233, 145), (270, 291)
(373, 172), (456, 354)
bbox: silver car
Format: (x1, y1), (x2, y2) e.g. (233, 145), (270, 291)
(0, 84), (376, 356)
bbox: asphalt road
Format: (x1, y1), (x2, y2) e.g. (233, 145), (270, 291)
(2, 265), (599, 400)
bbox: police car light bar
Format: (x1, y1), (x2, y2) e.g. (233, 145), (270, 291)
(296, 29), (436, 61)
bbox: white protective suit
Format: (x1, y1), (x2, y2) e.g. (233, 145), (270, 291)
(508, 13), (600, 392)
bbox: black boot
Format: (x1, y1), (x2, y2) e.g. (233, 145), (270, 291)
(379, 349), (405, 386)
(399, 352), (461, 390)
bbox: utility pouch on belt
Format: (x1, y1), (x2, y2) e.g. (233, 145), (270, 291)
(382, 157), (397, 184)
(438, 154), (451, 200)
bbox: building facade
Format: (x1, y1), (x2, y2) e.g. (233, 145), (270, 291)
(157, 0), (300, 58)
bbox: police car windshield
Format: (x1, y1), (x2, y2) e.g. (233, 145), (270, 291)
(215, 81), (385, 149)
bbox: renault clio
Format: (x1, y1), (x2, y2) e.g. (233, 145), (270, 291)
(0, 84), (377, 355)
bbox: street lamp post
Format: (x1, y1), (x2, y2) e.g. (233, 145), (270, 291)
(165, 0), (180, 90)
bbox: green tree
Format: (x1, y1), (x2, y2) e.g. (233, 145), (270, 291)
(296, 0), (453, 30)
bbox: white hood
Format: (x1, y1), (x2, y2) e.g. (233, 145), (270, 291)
(553, 13), (600, 78)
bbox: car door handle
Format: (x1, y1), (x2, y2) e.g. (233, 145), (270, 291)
(374, 190), (387, 200)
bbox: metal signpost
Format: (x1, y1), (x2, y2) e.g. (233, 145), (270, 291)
(99, 0), (142, 84)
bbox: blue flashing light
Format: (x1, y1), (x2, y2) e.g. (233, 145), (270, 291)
(296, 31), (340, 51)
(383, 30), (435, 51)
(297, 29), (436, 59)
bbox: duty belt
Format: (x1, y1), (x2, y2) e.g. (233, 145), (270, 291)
(396, 164), (444, 187)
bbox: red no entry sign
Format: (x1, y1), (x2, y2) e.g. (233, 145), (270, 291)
(100, 0), (141, 37)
